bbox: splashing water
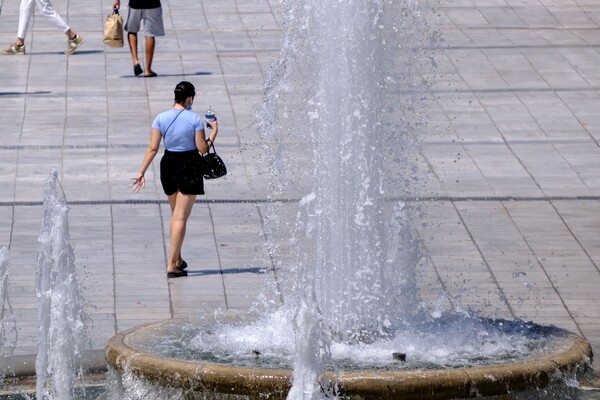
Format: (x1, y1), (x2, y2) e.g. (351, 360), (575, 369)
(256, 0), (437, 398)
(0, 247), (18, 384)
(35, 169), (89, 399)
(258, 0), (436, 329)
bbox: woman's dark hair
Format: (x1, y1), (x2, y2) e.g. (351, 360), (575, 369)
(174, 81), (196, 104)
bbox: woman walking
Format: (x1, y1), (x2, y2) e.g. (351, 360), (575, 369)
(131, 81), (218, 278)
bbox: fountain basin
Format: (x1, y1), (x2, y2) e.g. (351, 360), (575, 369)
(105, 314), (593, 399)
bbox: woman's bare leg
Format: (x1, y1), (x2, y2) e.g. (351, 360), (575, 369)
(167, 191), (196, 272)
(168, 193), (185, 266)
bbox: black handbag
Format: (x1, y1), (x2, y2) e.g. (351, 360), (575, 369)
(202, 143), (227, 179)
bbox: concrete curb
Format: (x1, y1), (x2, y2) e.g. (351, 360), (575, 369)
(1, 350), (107, 379)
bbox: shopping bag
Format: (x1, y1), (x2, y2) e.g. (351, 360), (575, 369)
(103, 10), (124, 48)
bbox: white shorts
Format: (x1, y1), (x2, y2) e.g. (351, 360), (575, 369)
(125, 7), (164, 37)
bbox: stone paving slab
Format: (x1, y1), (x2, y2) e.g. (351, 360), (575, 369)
(1, 0), (600, 382)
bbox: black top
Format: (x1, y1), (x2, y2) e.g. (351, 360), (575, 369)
(129, 0), (161, 9)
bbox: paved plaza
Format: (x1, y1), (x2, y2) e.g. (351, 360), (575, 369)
(1, 0), (600, 388)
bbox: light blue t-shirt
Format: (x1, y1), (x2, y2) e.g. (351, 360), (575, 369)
(152, 109), (204, 152)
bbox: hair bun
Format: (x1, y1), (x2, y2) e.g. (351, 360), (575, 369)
(174, 81), (196, 103)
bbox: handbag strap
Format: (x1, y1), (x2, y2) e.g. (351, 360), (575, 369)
(162, 110), (184, 139)
(207, 141), (218, 154)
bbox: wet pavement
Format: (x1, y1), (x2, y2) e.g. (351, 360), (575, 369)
(0, 0), (599, 383)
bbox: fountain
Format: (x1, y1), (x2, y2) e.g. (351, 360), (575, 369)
(0, 171), (118, 399)
(33, 169), (90, 399)
(106, 0), (592, 399)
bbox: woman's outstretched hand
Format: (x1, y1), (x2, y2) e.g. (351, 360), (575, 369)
(130, 174), (145, 192)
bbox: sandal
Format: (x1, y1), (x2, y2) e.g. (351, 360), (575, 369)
(178, 260), (188, 270)
(167, 270), (188, 279)
(133, 64), (143, 76)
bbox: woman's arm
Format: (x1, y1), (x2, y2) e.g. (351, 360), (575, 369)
(205, 119), (219, 149)
(195, 129), (209, 154)
(131, 128), (162, 192)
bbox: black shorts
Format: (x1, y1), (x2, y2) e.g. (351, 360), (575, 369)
(160, 150), (204, 196)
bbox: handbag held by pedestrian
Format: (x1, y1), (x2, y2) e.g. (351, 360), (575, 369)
(202, 144), (227, 179)
(103, 9), (124, 48)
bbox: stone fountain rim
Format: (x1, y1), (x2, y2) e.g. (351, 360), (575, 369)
(105, 315), (593, 399)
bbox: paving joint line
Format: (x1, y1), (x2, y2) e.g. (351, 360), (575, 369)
(2, 195), (600, 207)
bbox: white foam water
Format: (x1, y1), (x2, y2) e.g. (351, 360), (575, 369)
(138, 311), (561, 371)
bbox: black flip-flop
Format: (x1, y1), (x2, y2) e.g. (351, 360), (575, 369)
(133, 64), (143, 76)
(144, 71), (158, 78)
(178, 260), (188, 270)
(167, 270), (187, 279)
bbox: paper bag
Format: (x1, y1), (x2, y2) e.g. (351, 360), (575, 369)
(103, 11), (124, 48)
